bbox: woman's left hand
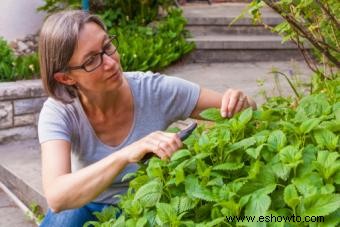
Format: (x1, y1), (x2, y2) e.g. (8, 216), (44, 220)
(220, 89), (257, 118)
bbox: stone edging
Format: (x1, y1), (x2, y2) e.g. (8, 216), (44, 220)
(0, 79), (47, 144)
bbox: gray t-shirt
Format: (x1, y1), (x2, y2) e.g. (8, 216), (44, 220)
(38, 71), (200, 204)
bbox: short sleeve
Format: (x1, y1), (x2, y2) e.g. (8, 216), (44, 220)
(38, 98), (73, 144)
(147, 72), (200, 122)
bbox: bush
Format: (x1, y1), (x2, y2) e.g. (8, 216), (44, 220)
(0, 37), (39, 82)
(109, 8), (194, 72)
(85, 73), (339, 226)
(247, 0), (340, 74)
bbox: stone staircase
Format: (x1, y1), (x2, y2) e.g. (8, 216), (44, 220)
(182, 3), (305, 62)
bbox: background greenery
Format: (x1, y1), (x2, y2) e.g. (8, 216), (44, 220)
(82, 0), (339, 226)
(0, 0), (194, 81)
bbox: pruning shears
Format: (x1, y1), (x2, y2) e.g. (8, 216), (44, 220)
(141, 122), (197, 163)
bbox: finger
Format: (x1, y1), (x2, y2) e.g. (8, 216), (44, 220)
(158, 142), (173, 159)
(227, 91), (242, 117)
(164, 133), (182, 150)
(234, 95), (246, 114)
(221, 89), (232, 118)
(151, 141), (167, 160)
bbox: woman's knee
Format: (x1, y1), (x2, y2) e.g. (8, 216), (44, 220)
(39, 206), (96, 227)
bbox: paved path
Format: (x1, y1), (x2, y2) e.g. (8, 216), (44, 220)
(0, 188), (36, 227)
(163, 61), (312, 104)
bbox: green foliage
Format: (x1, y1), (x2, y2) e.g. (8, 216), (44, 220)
(37, 0), (81, 13)
(0, 37), (39, 81)
(36, 0), (194, 74)
(108, 8), (194, 72)
(87, 74), (340, 226)
(248, 0), (340, 72)
(95, 0), (174, 26)
(0, 37), (15, 79)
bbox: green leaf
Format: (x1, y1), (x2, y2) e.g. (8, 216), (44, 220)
(279, 145), (303, 168)
(267, 130), (287, 151)
(212, 162), (244, 171)
(134, 179), (162, 207)
(239, 108), (253, 125)
(271, 161), (291, 181)
(245, 193), (271, 217)
(199, 108), (224, 121)
(155, 203), (177, 225)
(313, 129), (338, 150)
(92, 206), (120, 222)
(185, 175), (216, 202)
(299, 118), (321, 134)
(293, 173), (322, 197)
(205, 217), (225, 227)
(228, 137), (257, 152)
(302, 194), (340, 217)
(170, 149), (191, 162)
(283, 184), (300, 210)
(112, 215), (125, 227)
(136, 217), (147, 227)
(312, 150), (340, 181)
(245, 144), (263, 159)
(174, 165), (185, 185)
(170, 196), (196, 215)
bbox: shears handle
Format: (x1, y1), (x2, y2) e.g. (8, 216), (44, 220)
(141, 122), (197, 162)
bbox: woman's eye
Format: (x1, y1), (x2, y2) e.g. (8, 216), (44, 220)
(104, 43), (112, 50)
(84, 56), (96, 66)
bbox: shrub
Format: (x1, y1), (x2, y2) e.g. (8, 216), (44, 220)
(0, 37), (39, 81)
(109, 8), (194, 72)
(86, 73), (340, 226)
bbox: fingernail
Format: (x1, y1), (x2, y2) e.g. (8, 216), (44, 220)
(221, 111), (227, 117)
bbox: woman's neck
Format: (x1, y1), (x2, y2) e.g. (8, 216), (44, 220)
(78, 78), (131, 118)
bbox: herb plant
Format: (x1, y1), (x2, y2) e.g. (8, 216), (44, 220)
(85, 73), (340, 226)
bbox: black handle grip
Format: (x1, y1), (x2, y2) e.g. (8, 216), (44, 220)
(141, 122), (197, 163)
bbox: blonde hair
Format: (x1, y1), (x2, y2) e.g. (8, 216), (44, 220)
(38, 10), (106, 103)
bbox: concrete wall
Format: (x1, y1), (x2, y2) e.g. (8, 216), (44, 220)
(0, 80), (46, 144)
(0, 0), (46, 41)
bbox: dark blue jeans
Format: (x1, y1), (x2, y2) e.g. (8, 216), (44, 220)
(39, 202), (109, 227)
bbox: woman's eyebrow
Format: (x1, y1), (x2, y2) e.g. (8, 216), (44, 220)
(80, 35), (109, 62)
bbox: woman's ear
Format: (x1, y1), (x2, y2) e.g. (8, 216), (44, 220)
(54, 72), (76, 86)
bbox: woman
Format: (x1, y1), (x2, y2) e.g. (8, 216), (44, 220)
(38, 10), (256, 226)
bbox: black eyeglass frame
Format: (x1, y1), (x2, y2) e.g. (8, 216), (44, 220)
(62, 35), (119, 73)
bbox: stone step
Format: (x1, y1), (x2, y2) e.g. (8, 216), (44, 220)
(0, 140), (47, 213)
(185, 34), (305, 62)
(185, 49), (304, 62)
(181, 3), (306, 62)
(187, 25), (276, 36)
(188, 34), (298, 49)
(183, 3), (283, 26)
(0, 187), (36, 227)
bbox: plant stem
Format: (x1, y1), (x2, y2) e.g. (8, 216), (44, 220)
(263, 0), (340, 68)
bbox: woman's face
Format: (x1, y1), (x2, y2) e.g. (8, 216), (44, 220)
(65, 22), (123, 93)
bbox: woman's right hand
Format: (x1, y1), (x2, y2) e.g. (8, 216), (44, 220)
(121, 131), (183, 163)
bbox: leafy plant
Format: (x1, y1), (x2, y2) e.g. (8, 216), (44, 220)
(246, 0), (339, 77)
(37, 0), (80, 13)
(0, 37), (39, 81)
(36, 0), (194, 74)
(26, 202), (45, 225)
(0, 37), (16, 80)
(109, 8), (194, 72)
(87, 73), (340, 226)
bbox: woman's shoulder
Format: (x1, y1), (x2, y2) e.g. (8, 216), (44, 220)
(124, 71), (162, 81)
(41, 97), (79, 117)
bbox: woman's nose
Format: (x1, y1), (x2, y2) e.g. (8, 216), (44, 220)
(102, 53), (116, 70)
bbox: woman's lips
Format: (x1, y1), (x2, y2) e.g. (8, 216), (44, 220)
(107, 69), (120, 80)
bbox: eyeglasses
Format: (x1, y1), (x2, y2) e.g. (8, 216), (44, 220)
(63, 35), (118, 73)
